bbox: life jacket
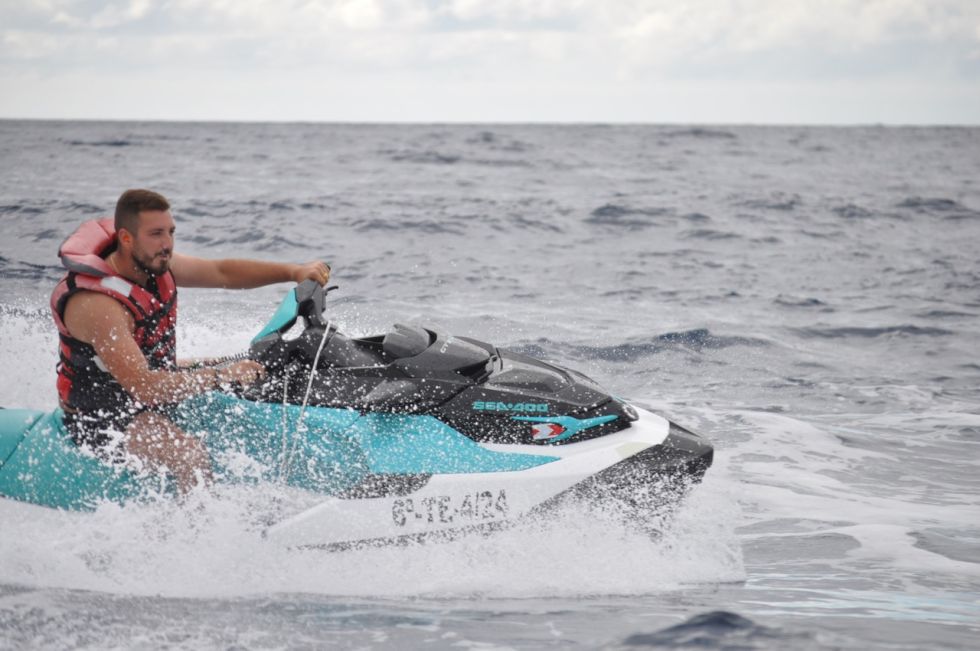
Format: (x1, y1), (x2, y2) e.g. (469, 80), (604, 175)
(50, 218), (178, 412)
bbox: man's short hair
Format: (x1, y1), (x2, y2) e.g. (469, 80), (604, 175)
(115, 189), (170, 235)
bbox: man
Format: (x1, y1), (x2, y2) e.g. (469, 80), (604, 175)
(51, 189), (331, 493)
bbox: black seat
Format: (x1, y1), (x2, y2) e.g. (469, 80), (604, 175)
(382, 324), (431, 359)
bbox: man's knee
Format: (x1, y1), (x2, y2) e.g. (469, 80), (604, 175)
(124, 410), (212, 492)
(125, 411), (209, 468)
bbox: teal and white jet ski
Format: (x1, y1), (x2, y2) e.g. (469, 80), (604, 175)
(0, 282), (712, 549)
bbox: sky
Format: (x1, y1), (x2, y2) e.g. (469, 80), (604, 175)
(1, 0), (978, 124)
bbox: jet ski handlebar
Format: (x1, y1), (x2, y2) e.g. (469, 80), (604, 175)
(249, 280), (338, 369)
(294, 279), (333, 328)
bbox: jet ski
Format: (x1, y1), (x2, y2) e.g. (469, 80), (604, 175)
(0, 281), (713, 549)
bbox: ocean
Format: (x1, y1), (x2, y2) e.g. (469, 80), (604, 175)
(0, 120), (978, 650)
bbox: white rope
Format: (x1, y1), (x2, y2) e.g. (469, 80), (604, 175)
(279, 321), (332, 481)
(278, 367), (290, 478)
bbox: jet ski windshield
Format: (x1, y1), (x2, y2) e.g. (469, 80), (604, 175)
(252, 280), (331, 345)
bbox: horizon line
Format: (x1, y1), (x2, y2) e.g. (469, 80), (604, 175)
(2, 116), (978, 128)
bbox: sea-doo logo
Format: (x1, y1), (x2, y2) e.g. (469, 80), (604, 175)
(472, 401), (548, 413)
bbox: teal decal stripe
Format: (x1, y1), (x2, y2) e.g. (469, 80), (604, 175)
(0, 408), (44, 468)
(512, 414), (618, 443)
(176, 393), (366, 494)
(355, 413), (559, 474)
(0, 396), (563, 512)
(0, 411), (166, 511)
(252, 288), (299, 343)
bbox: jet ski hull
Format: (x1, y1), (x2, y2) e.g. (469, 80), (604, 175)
(264, 406), (708, 549)
(0, 403), (709, 548)
(0, 282), (714, 548)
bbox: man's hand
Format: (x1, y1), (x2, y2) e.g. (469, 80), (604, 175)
(293, 261), (331, 286)
(216, 360), (266, 387)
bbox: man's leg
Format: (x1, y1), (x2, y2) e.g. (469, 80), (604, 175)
(124, 411), (212, 494)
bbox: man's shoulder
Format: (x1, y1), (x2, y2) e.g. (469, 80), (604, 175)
(62, 290), (135, 341)
(64, 288), (128, 310)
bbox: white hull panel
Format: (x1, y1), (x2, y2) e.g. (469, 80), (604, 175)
(265, 408), (670, 548)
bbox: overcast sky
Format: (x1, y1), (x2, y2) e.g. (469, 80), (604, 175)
(2, 0), (978, 124)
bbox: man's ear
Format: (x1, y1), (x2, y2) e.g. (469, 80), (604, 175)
(118, 228), (133, 246)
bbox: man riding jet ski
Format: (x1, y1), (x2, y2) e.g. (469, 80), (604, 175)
(49, 189), (329, 492)
(0, 191), (713, 549)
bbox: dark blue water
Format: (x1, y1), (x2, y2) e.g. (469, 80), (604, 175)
(1, 121), (979, 650)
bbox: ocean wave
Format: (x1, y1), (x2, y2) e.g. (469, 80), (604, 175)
(31, 229), (61, 242)
(800, 229), (844, 240)
(682, 229), (742, 241)
(585, 204), (672, 229)
(3, 200), (102, 218)
(911, 530), (980, 564)
(914, 309), (978, 319)
(384, 149), (460, 165)
(620, 610), (802, 649)
(740, 193), (802, 211)
(465, 131), (530, 152)
(795, 325), (954, 339)
(0, 256), (62, 281)
(470, 157), (532, 168)
(897, 197), (980, 220)
(255, 235), (308, 251)
(65, 139), (137, 147)
(184, 234), (215, 245)
(0, 203), (44, 215)
(178, 199), (350, 221)
(774, 296), (831, 309)
(663, 128), (738, 140)
(506, 215), (564, 233)
(299, 202), (330, 211)
(179, 206), (214, 218)
(352, 218), (465, 235)
(514, 329), (770, 361)
(207, 229), (266, 245)
(832, 204), (874, 219)
(381, 147), (530, 168)
(683, 212), (712, 223)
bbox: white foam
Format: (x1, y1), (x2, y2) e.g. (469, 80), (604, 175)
(0, 475), (743, 599)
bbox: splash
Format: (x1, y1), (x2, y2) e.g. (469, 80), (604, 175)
(0, 473), (742, 600)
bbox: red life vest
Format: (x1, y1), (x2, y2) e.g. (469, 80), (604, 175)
(50, 218), (178, 412)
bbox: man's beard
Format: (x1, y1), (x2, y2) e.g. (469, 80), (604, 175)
(132, 248), (171, 277)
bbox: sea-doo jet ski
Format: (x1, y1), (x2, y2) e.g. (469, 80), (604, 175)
(0, 281), (713, 549)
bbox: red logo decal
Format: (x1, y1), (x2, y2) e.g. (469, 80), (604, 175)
(531, 423), (566, 441)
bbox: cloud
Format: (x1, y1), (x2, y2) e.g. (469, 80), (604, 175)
(5, 1), (976, 64)
(1, 0), (978, 121)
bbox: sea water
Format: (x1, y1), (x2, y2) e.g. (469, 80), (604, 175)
(1, 121), (978, 649)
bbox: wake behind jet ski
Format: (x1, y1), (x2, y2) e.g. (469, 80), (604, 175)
(0, 281), (713, 549)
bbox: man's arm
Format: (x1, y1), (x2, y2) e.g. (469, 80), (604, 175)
(62, 292), (261, 405)
(170, 253), (330, 289)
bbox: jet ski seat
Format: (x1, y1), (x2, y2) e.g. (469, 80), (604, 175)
(383, 324), (432, 359)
